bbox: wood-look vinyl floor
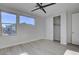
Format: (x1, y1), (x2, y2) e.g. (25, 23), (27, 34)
(0, 39), (79, 55)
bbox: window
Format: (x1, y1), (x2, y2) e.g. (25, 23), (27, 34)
(1, 12), (16, 36)
(20, 16), (35, 25)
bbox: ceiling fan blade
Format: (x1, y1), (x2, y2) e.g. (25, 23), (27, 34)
(41, 8), (46, 13)
(37, 3), (46, 13)
(32, 8), (40, 11)
(32, 7), (46, 13)
(32, 3), (41, 11)
(42, 3), (56, 8)
(36, 3), (42, 8)
(40, 3), (42, 5)
(32, 3), (42, 12)
(32, 3), (56, 13)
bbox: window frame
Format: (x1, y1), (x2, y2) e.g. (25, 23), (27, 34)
(0, 11), (17, 36)
(19, 15), (35, 26)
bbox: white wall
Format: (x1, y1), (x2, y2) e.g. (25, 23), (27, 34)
(60, 12), (67, 45)
(46, 17), (53, 40)
(0, 6), (46, 49)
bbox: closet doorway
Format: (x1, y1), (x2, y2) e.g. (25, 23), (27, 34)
(53, 16), (61, 42)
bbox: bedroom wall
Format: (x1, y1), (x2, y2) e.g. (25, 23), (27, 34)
(60, 12), (67, 45)
(46, 17), (53, 40)
(0, 6), (46, 49)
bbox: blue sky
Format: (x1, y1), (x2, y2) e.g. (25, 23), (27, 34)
(1, 12), (35, 25)
(20, 16), (35, 25)
(1, 12), (16, 23)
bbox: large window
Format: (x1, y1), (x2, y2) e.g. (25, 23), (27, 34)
(1, 12), (16, 36)
(20, 16), (35, 25)
(0, 11), (35, 36)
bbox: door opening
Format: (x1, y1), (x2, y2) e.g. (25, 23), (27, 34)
(53, 16), (61, 42)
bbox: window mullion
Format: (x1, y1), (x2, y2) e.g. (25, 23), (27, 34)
(0, 10), (2, 35)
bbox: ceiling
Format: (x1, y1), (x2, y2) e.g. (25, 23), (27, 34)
(0, 3), (79, 18)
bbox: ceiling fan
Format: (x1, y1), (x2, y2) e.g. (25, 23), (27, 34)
(32, 3), (56, 13)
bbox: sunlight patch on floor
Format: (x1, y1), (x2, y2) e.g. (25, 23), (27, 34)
(64, 49), (79, 55)
(19, 52), (29, 55)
